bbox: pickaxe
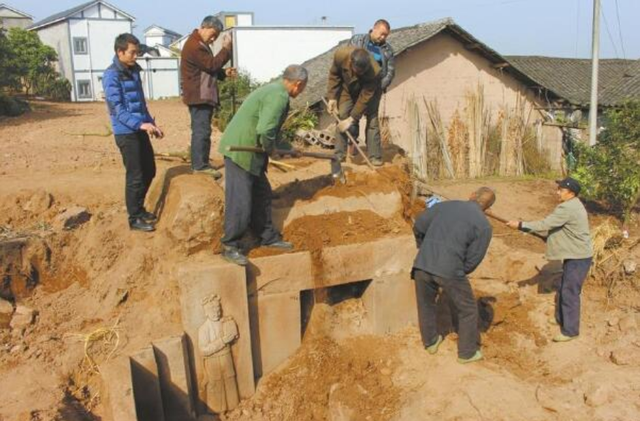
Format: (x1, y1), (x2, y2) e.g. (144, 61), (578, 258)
(226, 146), (346, 183)
(321, 97), (376, 171)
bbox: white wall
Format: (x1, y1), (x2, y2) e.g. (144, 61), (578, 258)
(36, 23), (73, 82)
(237, 14), (253, 26)
(213, 27), (352, 82)
(137, 57), (180, 99)
(69, 18), (131, 101)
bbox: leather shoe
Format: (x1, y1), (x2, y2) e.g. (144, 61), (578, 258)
(222, 247), (248, 266)
(192, 166), (222, 179)
(264, 240), (294, 250)
(129, 218), (155, 232)
(141, 211), (158, 223)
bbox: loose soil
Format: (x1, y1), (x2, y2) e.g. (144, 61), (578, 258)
(1, 101), (639, 421)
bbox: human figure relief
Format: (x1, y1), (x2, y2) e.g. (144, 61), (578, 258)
(198, 294), (239, 413)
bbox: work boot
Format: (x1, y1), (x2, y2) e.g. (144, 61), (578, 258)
(369, 157), (383, 167)
(548, 317), (559, 326)
(141, 211), (158, 223)
(264, 240), (294, 250)
(222, 246), (248, 266)
(129, 218), (155, 232)
(426, 335), (443, 355)
(192, 166), (222, 179)
(553, 333), (577, 342)
(457, 350), (483, 364)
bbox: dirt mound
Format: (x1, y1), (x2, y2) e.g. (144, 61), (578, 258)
(225, 300), (402, 421)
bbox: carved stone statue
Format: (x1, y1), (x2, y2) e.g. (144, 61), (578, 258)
(198, 294), (240, 414)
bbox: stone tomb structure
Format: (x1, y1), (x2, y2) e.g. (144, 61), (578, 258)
(100, 234), (418, 420)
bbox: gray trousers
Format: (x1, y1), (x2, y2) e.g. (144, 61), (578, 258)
(556, 258), (592, 337)
(221, 157), (281, 249)
(189, 104), (214, 170)
(335, 89), (382, 161)
(414, 269), (480, 358)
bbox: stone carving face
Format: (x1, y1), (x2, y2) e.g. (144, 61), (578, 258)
(204, 300), (222, 321)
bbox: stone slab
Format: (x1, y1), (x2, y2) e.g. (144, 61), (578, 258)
(131, 346), (166, 421)
(363, 273), (418, 335)
(248, 251), (313, 294)
(153, 334), (196, 421)
(319, 235), (415, 287)
(177, 260), (254, 406)
(100, 356), (138, 421)
(272, 191), (402, 229)
(251, 291), (301, 377)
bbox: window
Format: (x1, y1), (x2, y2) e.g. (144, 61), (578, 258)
(73, 37), (88, 55)
(224, 15), (237, 28)
(77, 80), (92, 99)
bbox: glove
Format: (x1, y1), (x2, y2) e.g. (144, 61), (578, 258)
(327, 99), (338, 115)
(337, 116), (355, 133)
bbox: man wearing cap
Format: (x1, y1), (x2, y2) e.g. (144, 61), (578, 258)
(507, 177), (593, 342)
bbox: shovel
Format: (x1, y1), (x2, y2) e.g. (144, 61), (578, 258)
(226, 146), (346, 184)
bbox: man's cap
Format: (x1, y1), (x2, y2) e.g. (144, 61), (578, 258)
(556, 177), (581, 195)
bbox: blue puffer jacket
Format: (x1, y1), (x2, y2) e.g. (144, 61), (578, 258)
(102, 56), (154, 135)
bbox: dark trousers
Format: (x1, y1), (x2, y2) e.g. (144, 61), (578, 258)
(115, 132), (156, 224)
(221, 157), (281, 249)
(414, 269), (480, 358)
(556, 258), (592, 337)
(189, 104), (214, 170)
(335, 89), (382, 161)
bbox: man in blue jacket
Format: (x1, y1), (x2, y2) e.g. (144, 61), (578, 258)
(103, 33), (163, 232)
(412, 187), (495, 364)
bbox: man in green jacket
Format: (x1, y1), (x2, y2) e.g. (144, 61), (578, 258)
(218, 65), (308, 266)
(507, 177), (593, 342)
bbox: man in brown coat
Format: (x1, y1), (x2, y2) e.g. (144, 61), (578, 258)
(326, 46), (382, 165)
(181, 16), (236, 178)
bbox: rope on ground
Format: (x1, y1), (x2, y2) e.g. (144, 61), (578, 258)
(65, 317), (121, 374)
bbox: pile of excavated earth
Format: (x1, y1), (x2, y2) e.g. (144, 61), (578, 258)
(1, 101), (639, 421)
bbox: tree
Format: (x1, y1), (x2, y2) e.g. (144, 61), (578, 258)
(0, 28), (19, 91)
(7, 28), (58, 95)
(572, 102), (640, 223)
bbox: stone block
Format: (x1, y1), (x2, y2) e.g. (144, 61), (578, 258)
(363, 273), (417, 335)
(55, 206), (91, 230)
(0, 298), (13, 328)
(320, 236), (415, 287)
(251, 291), (301, 377)
(272, 191), (402, 230)
(248, 251), (314, 294)
(130, 346), (165, 421)
(153, 334), (196, 421)
(100, 356), (138, 421)
(177, 259), (254, 406)
(10, 305), (36, 330)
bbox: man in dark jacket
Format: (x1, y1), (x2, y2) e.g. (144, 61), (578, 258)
(326, 46), (382, 165)
(347, 19), (394, 165)
(412, 187), (496, 363)
(181, 16), (236, 178)
(103, 33), (163, 232)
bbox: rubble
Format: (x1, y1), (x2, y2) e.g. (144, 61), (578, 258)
(0, 299), (13, 329)
(54, 206), (91, 230)
(9, 305), (36, 330)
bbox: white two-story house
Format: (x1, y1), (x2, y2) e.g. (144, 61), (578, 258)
(29, 0), (134, 102)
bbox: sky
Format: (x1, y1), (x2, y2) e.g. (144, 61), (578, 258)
(14, 0), (640, 59)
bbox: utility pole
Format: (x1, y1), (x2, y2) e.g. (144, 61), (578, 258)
(588, 0), (601, 146)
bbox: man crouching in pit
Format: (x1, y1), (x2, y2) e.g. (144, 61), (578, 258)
(412, 187), (496, 364)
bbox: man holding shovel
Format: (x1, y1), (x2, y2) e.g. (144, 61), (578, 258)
(217, 65), (308, 266)
(326, 46), (383, 166)
(506, 177), (593, 342)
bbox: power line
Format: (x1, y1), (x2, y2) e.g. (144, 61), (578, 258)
(601, 5), (619, 58)
(574, 0), (580, 58)
(614, 0), (627, 59)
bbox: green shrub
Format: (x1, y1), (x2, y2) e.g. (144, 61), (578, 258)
(34, 75), (71, 101)
(0, 95), (29, 117)
(215, 72), (261, 132)
(572, 101), (640, 222)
